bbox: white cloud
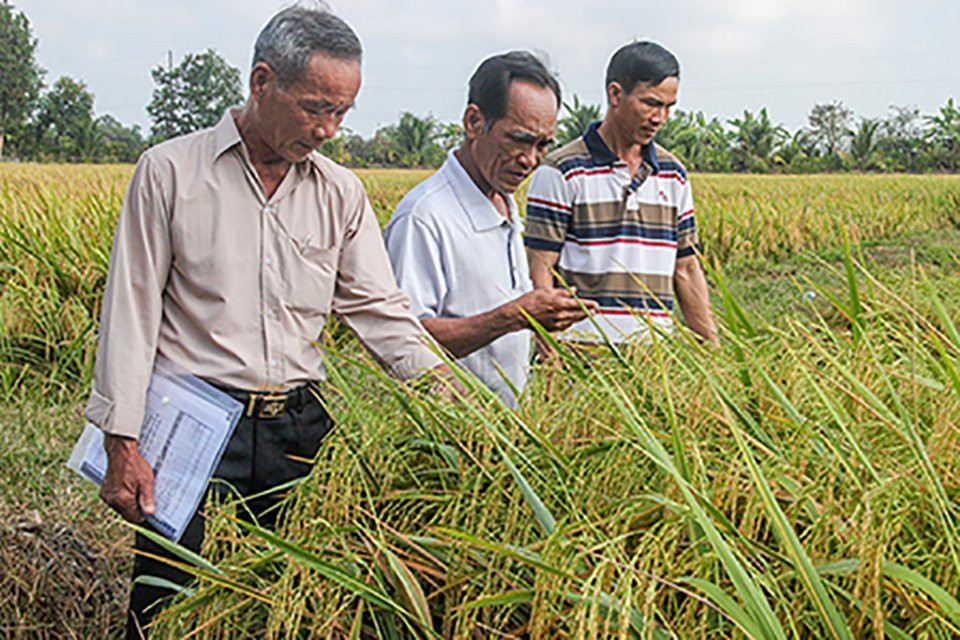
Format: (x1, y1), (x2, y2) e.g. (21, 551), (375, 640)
(690, 24), (766, 57)
(84, 40), (111, 63)
(489, 0), (555, 39)
(400, 44), (434, 65)
(723, 0), (793, 25)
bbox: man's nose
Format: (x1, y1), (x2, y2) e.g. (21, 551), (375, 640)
(517, 145), (540, 170)
(313, 114), (339, 142)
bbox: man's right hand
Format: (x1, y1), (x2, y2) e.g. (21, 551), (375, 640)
(100, 434), (156, 524)
(512, 288), (598, 332)
(420, 288), (599, 361)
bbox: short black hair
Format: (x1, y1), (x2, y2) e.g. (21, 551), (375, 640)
(605, 42), (679, 94)
(468, 51), (561, 128)
(253, 6), (362, 88)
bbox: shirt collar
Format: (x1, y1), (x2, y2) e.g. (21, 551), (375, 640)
(212, 109), (326, 177)
(441, 150), (520, 232)
(304, 150), (327, 175)
(583, 121), (661, 173)
(212, 110), (243, 161)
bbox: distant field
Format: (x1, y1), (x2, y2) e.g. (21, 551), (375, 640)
(5, 163), (958, 256)
(2, 164), (957, 392)
(3, 164), (960, 637)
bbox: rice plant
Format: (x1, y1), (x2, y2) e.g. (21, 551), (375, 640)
(3, 164), (960, 637)
(141, 241), (960, 638)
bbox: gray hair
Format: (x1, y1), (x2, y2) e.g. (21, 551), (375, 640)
(253, 5), (362, 87)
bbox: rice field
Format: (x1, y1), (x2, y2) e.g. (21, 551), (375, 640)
(2, 163), (960, 638)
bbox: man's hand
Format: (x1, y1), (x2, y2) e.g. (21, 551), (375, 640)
(429, 363), (471, 403)
(100, 434), (156, 524)
(419, 288), (598, 360)
(511, 288), (598, 333)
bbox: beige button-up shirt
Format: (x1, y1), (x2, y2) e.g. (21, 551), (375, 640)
(86, 112), (441, 439)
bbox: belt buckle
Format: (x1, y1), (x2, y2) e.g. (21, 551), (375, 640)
(257, 393), (288, 419)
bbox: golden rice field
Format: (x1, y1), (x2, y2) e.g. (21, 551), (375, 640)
(1, 163), (957, 393)
(2, 163), (960, 638)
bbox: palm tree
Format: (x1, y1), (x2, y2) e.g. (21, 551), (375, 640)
(391, 112), (439, 167)
(728, 108), (787, 172)
(556, 95), (601, 146)
(924, 98), (960, 171)
(657, 109), (733, 172)
(435, 121), (464, 152)
(848, 119), (882, 171)
(774, 130), (815, 169)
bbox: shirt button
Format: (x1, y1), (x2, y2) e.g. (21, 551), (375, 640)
(270, 359), (278, 367)
(266, 308), (275, 317)
(262, 205), (275, 215)
(265, 257), (272, 266)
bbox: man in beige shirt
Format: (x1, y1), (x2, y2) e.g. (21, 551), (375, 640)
(86, 8), (442, 636)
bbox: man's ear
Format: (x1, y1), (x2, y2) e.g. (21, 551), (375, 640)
(606, 81), (623, 109)
(249, 62), (275, 102)
(462, 104), (486, 139)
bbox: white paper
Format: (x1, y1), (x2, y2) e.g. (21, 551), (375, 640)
(68, 362), (243, 541)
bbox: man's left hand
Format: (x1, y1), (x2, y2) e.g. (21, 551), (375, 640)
(100, 434), (156, 524)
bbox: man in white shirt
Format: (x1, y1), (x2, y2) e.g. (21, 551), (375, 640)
(384, 52), (597, 406)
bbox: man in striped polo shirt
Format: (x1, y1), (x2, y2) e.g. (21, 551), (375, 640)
(525, 42), (718, 347)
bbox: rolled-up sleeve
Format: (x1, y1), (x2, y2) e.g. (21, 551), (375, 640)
(676, 179), (701, 259)
(85, 153), (172, 439)
(332, 194), (442, 380)
(524, 164), (573, 253)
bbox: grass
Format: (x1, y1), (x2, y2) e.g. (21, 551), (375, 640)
(1, 163), (960, 637)
(0, 399), (129, 638)
(148, 246), (960, 638)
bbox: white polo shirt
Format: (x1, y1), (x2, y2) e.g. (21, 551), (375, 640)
(384, 152), (533, 406)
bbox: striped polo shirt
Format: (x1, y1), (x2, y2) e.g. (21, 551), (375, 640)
(524, 122), (699, 342)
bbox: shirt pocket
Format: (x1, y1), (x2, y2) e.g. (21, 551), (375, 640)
(284, 240), (340, 317)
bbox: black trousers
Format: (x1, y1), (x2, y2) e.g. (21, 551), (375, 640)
(125, 389), (334, 639)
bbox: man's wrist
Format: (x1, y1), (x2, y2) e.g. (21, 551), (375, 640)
(498, 299), (528, 333)
(103, 434), (139, 457)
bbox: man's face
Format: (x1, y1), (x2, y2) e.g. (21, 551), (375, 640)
(466, 80), (558, 194)
(253, 53), (361, 162)
(610, 76), (678, 146)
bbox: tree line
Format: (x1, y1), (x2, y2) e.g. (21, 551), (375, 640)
(655, 100), (960, 173)
(1, 1), (957, 172)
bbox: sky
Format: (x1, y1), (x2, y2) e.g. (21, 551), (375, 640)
(20, 0), (960, 138)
